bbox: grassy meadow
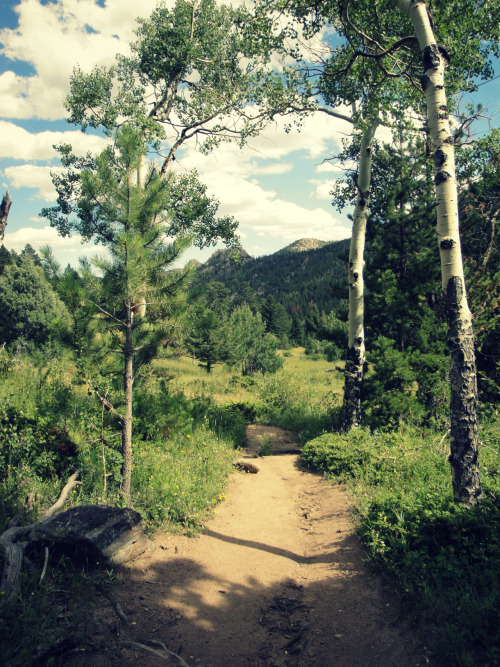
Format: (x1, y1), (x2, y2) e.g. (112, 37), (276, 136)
(1, 344), (499, 665)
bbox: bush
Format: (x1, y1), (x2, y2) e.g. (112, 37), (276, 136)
(301, 430), (376, 480)
(194, 396), (249, 447)
(324, 341), (344, 362)
(363, 337), (449, 430)
(134, 381), (202, 440)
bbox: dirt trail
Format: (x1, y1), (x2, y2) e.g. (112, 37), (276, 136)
(84, 427), (430, 666)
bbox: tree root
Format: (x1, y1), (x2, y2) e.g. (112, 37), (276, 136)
(123, 640), (191, 665)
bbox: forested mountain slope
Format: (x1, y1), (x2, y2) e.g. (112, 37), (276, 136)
(191, 238), (350, 315)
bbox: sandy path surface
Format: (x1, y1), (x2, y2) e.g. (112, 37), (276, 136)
(84, 427), (431, 666)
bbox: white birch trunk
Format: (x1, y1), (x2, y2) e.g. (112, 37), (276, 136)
(339, 115), (380, 432)
(395, 0), (481, 505)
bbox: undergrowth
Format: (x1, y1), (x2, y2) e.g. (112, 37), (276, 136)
(0, 348), (243, 664)
(301, 419), (500, 666)
(0, 554), (116, 666)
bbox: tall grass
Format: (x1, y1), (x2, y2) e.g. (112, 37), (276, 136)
(156, 348), (344, 442)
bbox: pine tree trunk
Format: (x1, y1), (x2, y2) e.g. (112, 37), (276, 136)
(121, 310), (134, 504)
(339, 115), (380, 432)
(395, 0), (482, 505)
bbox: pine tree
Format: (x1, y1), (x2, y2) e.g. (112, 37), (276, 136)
(185, 308), (225, 373)
(365, 136), (445, 354)
(45, 126), (192, 502)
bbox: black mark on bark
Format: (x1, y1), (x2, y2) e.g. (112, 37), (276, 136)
(434, 149), (446, 168)
(423, 44), (441, 71)
(435, 171), (451, 186)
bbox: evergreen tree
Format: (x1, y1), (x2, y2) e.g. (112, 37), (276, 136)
(0, 254), (68, 347)
(365, 137), (445, 354)
(45, 127), (192, 502)
(243, 333), (284, 376)
(20, 243), (42, 267)
(261, 295), (278, 334)
(0, 245), (14, 275)
(222, 304), (266, 371)
(290, 312), (305, 346)
(185, 308), (225, 373)
(204, 281), (232, 316)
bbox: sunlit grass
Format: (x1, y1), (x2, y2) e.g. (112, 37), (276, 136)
(156, 347), (344, 412)
(154, 354), (255, 405)
(132, 426), (236, 531)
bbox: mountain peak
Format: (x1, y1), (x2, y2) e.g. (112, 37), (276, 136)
(200, 247), (253, 272)
(275, 238), (329, 254)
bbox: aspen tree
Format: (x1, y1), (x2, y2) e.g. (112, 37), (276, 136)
(394, 0), (482, 504)
(339, 114), (380, 431)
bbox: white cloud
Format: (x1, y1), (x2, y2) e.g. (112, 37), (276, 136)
(175, 144), (349, 243)
(3, 224), (96, 255)
(244, 110), (352, 161)
(313, 182), (334, 201)
(3, 164), (63, 201)
(0, 0), (160, 120)
(0, 121), (108, 161)
(252, 162), (293, 176)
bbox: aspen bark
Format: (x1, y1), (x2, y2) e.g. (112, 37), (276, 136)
(395, 0), (481, 505)
(339, 115), (380, 432)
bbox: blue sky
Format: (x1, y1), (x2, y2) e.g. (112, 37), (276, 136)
(0, 0), (498, 267)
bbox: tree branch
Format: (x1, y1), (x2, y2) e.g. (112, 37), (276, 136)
(0, 471), (82, 600)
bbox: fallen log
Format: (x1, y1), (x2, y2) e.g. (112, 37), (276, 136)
(0, 471), (153, 601)
(38, 504), (152, 565)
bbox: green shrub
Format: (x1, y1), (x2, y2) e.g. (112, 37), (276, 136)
(134, 381), (201, 440)
(194, 396), (249, 447)
(301, 431), (375, 481)
(0, 407), (79, 480)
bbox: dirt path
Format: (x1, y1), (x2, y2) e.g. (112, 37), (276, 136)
(84, 427), (430, 666)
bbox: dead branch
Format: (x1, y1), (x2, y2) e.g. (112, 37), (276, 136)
(39, 547), (49, 586)
(0, 190), (12, 242)
(115, 601), (131, 626)
(0, 471), (81, 600)
(42, 471), (82, 520)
